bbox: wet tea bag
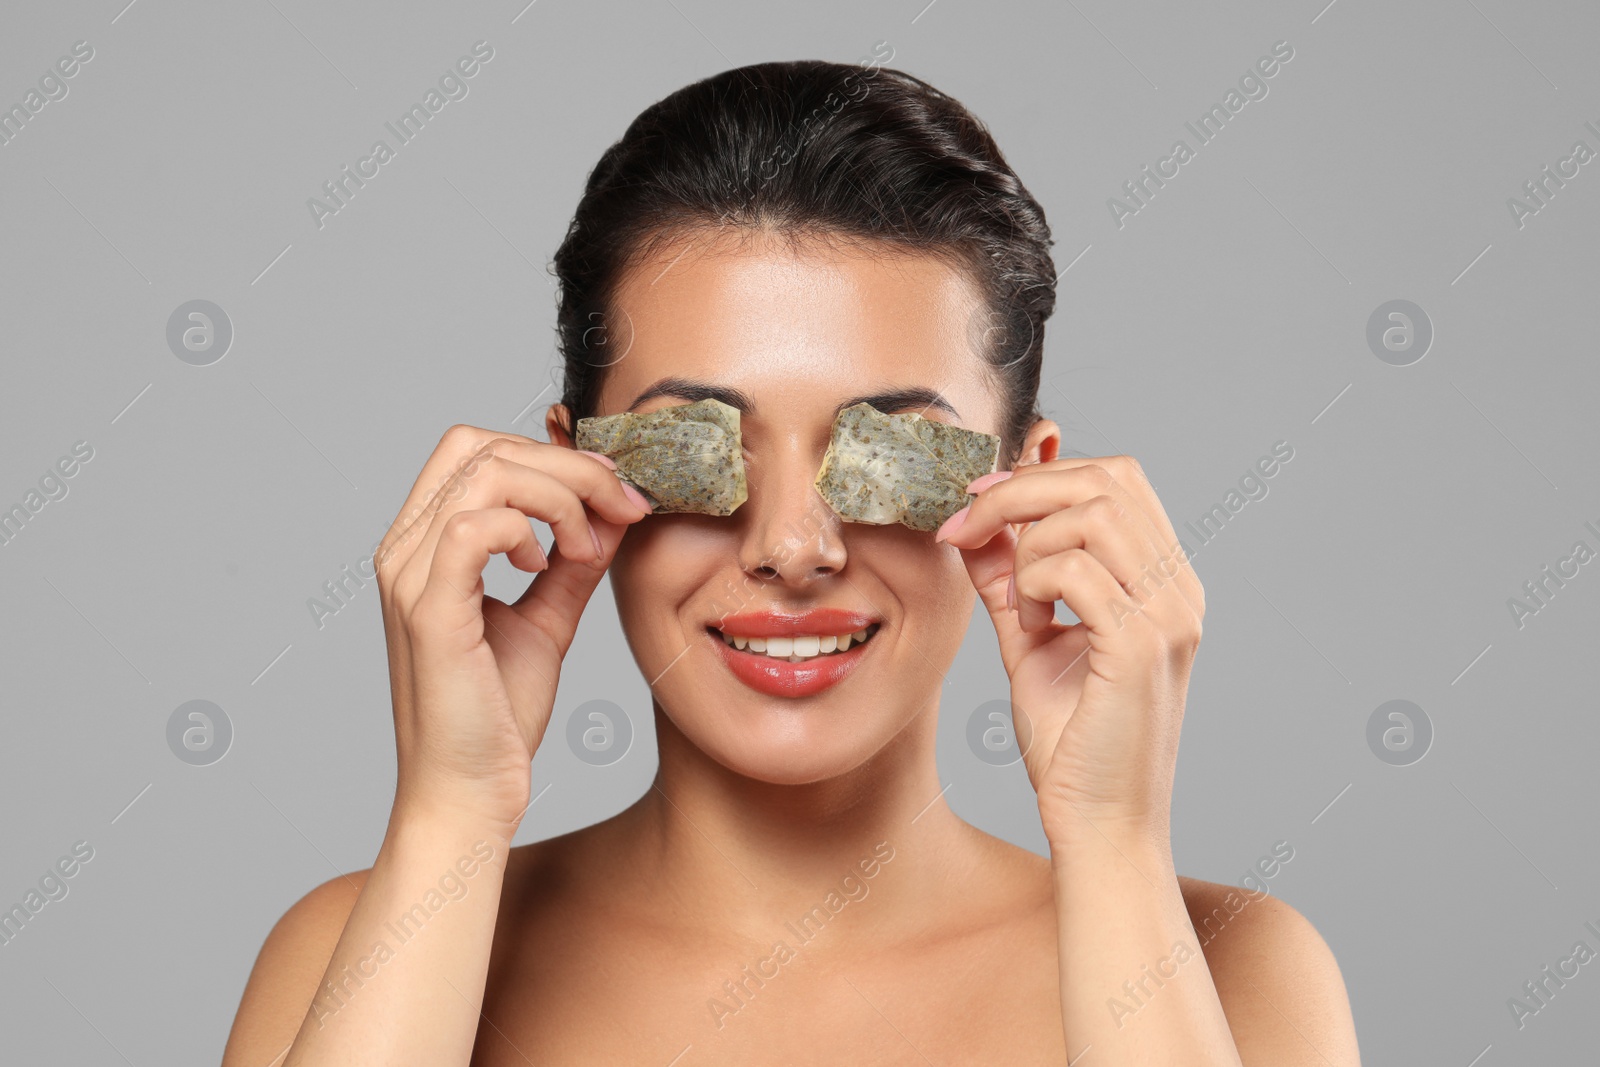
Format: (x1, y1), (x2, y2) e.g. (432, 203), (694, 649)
(574, 397), (748, 516)
(814, 402), (1001, 532)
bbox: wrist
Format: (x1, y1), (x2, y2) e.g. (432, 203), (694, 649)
(392, 767), (530, 838)
(1041, 800), (1172, 869)
(1047, 832), (1176, 892)
(387, 791), (522, 855)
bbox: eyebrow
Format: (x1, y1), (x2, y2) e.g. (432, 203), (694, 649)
(625, 376), (960, 420)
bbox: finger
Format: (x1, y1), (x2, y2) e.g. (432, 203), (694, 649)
(377, 429), (646, 579)
(393, 458), (617, 608)
(388, 443), (645, 597)
(1032, 456), (1177, 545)
(1015, 497), (1195, 632)
(1014, 547), (1142, 636)
(953, 519), (1052, 676)
(955, 517), (1020, 627)
(1019, 455), (1203, 614)
(411, 508), (549, 650)
(1067, 454), (1204, 620)
(378, 425), (538, 577)
(943, 463), (1166, 554)
(392, 441), (646, 575)
(463, 440), (653, 526)
(959, 457), (1204, 621)
(507, 511), (627, 652)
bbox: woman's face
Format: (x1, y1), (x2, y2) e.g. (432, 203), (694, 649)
(551, 227), (1055, 786)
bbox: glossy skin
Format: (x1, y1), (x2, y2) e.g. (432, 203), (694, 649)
(222, 228), (1361, 1066)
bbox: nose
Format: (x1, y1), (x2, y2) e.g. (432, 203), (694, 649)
(736, 441), (847, 586)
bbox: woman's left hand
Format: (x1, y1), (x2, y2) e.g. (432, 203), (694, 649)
(936, 456), (1205, 844)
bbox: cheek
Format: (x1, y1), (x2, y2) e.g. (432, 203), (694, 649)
(871, 538), (978, 638)
(609, 522), (725, 635)
(927, 556), (979, 623)
(877, 528), (965, 574)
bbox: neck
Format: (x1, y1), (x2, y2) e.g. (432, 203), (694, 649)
(610, 697), (978, 941)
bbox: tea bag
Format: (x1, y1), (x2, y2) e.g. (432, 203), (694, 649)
(574, 397), (748, 516)
(815, 402), (1001, 532)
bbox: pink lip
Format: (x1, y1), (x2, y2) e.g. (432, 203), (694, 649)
(706, 624), (877, 698)
(712, 607), (878, 638)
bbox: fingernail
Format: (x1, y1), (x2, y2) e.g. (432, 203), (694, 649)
(619, 482), (654, 513)
(577, 449), (618, 470)
(966, 469), (1013, 494)
(589, 525), (605, 559)
(934, 506), (970, 543)
(1006, 574), (1016, 611)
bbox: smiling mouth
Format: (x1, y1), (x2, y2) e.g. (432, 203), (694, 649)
(709, 622), (883, 663)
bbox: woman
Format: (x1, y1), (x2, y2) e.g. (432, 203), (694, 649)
(223, 59), (1359, 1065)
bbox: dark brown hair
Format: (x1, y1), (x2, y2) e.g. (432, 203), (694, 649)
(551, 56), (1057, 466)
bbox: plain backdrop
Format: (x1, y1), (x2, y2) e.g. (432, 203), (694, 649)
(2, 0), (1597, 1062)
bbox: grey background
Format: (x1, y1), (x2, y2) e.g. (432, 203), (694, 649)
(1, 0), (1596, 1062)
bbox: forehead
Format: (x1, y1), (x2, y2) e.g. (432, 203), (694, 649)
(596, 227), (998, 427)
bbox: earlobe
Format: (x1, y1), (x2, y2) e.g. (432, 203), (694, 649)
(546, 403), (575, 448)
(1019, 417), (1061, 466)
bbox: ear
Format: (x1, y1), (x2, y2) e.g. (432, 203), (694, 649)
(546, 403), (575, 448)
(1016, 415), (1060, 467)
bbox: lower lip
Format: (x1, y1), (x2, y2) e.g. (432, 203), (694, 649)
(708, 629), (874, 698)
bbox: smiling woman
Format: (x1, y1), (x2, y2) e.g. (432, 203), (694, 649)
(223, 59), (1359, 1067)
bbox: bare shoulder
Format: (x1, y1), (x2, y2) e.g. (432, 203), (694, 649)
(221, 868), (373, 1067)
(221, 830), (576, 1067)
(1177, 876), (1361, 1066)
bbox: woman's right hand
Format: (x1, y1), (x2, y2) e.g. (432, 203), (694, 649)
(374, 425), (653, 835)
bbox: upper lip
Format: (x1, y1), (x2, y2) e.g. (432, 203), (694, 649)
(711, 608), (880, 638)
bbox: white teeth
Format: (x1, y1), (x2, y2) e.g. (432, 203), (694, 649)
(716, 623), (879, 659)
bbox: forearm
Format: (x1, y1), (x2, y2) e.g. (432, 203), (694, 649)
(284, 809), (512, 1066)
(1049, 820), (1242, 1066)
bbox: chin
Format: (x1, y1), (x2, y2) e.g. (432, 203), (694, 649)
(667, 706), (900, 787)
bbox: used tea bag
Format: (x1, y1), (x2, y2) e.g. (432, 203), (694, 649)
(814, 402), (1001, 532)
(574, 397), (748, 516)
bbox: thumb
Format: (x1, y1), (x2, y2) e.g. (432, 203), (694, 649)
(509, 513), (622, 658)
(956, 521), (1024, 642)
